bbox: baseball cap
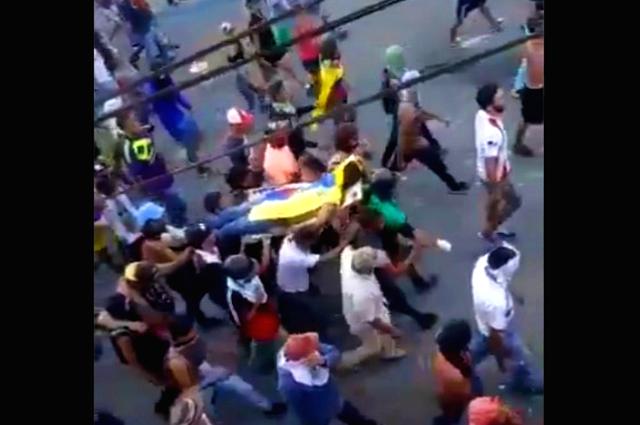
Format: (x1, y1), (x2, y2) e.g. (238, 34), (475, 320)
(226, 107), (254, 126)
(134, 202), (166, 228)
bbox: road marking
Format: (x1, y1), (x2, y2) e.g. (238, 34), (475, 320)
(460, 34), (494, 48)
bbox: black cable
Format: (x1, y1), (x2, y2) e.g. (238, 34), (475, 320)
(95, 0), (326, 105)
(95, 0), (410, 124)
(114, 32), (541, 196)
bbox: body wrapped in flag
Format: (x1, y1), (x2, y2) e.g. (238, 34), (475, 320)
(209, 156), (365, 242)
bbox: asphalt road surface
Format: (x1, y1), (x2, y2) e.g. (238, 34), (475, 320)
(94, 1), (543, 424)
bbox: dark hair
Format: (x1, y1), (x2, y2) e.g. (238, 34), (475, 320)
(487, 246), (517, 270)
(293, 225), (319, 246)
(436, 319), (472, 378)
(203, 191), (222, 214)
(476, 83), (499, 110)
(169, 314), (195, 340)
(267, 79), (285, 101)
(95, 174), (117, 197)
(225, 165), (251, 190)
(341, 161), (364, 190)
(185, 222), (212, 249)
(150, 73), (176, 101)
(320, 36), (339, 61)
(436, 319), (472, 353)
(141, 218), (167, 239)
(369, 170), (397, 201)
(299, 153), (327, 175)
(335, 123), (359, 154)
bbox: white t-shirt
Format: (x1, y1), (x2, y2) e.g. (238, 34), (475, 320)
(276, 236), (320, 293)
(340, 247), (391, 333)
(474, 109), (511, 182)
(471, 254), (515, 336)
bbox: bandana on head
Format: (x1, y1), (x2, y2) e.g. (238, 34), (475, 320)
(278, 333), (329, 386)
(226, 276), (267, 326)
(385, 45), (406, 79)
(468, 396), (522, 425)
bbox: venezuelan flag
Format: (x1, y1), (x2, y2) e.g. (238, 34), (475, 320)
(248, 156), (363, 222)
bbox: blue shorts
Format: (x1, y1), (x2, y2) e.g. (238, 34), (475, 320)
(456, 0), (486, 21)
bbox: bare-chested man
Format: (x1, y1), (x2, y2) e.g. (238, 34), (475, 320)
(397, 73), (468, 193)
(514, 18), (544, 157)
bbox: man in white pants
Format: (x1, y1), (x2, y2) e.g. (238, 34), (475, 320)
(338, 246), (407, 370)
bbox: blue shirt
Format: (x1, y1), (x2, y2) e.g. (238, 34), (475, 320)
(146, 81), (195, 142)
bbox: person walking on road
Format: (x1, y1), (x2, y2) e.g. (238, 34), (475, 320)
(469, 243), (543, 395)
(118, 0), (178, 69)
(513, 18), (544, 157)
(145, 71), (211, 178)
(396, 72), (469, 193)
(450, 0), (503, 48)
(164, 315), (287, 418)
(431, 319), (482, 425)
(338, 246), (408, 370)
(276, 226), (348, 339)
(474, 83), (521, 243)
(277, 333), (382, 425)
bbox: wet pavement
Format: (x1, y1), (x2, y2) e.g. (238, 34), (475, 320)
(94, 1), (543, 424)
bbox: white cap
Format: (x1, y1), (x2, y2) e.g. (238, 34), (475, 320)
(226, 107), (254, 126)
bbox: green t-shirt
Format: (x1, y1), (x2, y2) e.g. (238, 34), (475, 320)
(367, 193), (407, 229)
(271, 25), (292, 48)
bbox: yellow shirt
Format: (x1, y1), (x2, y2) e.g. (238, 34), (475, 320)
(94, 222), (110, 252)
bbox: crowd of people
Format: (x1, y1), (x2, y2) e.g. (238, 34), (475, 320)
(94, 1), (543, 424)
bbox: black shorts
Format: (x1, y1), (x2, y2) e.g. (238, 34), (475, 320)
(302, 57), (320, 74)
(261, 49), (287, 66)
(521, 86), (544, 124)
(380, 223), (415, 262)
(456, 0), (486, 21)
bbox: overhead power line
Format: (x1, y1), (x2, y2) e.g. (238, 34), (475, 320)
(95, 0), (327, 105)
(114, 31), (541, 196)
(95, 0), (410, 124)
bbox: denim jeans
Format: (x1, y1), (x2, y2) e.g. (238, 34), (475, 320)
(208, 203), (273, 241)
(198, 362), (271, 411)
(236, 73), (257, 112)
(155, 191), (188, 228)
(130, 23), (173, 66)
(469, 328), (543, 393)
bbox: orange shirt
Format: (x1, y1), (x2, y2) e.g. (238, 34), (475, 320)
(432, 351), (473, 414)
(263, 144), (300, 186)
